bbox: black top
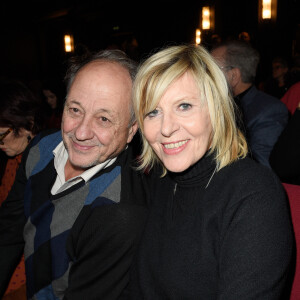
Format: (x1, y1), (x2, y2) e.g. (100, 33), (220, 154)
(130, 152), (295, 299)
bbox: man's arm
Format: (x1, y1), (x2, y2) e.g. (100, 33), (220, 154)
(64, 203), (147, 300)
(0, 156), (28, 297)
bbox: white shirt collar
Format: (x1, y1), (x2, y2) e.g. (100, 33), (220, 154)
(51, 141), (116, 194)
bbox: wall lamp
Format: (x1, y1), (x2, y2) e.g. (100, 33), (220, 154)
(201, 6), (215, 31)
(259, 0), (277, 22)
(195, 29), (201, 45)
(262, 0), (272, 19)
(202, 7), (211, 29)
(64, 34), (74, 53)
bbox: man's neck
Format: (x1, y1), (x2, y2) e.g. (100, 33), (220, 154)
(64, 159), (86, 181)
(233, 82), (252, 97)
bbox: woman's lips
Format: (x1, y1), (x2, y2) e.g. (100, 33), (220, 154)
(162, 139), (189, 155)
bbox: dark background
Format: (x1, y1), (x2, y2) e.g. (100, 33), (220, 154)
(1, 0), (299, 87)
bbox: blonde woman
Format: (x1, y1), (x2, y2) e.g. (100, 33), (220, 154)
(131, 44), (294, 299)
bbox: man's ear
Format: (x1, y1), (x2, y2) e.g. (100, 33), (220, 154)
(127, 121), (138, 144)
(230, 67), (241, 88)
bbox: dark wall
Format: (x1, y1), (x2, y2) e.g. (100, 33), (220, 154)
(1, 0), (299, 85)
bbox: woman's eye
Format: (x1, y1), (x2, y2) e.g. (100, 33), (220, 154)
(179, 103), (192, 111)
(147, 109), (159, 118)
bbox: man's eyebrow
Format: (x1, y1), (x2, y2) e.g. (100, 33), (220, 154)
(67, 100), (117, 116)
(95, 108), (117, 118)
(66, 100), (82, 107)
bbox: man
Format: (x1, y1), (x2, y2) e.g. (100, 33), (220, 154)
(211, 40), (288, 168)
(0, 50), (149, 299)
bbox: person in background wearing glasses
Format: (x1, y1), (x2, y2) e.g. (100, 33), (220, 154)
(0, 78), (46, 300)
(211, 39), (288, 168)
(262, 56), (291, 99)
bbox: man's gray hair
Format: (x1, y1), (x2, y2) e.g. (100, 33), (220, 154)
(221, 40), (260, 83)
(64, 49), (138, 125)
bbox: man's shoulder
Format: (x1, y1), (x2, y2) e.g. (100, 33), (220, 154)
(243, 86), (288, 119)
(33, 129), (61, 145)
(247, 86), (286, 109)
(22, 129), (62, 177)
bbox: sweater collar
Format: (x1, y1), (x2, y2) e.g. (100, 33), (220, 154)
(169, 151), (217, 187)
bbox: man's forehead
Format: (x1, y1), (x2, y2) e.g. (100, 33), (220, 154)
(212, 47), (226, 61)
(82, 60), (129, 77)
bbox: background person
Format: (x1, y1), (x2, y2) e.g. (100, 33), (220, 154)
(41, 78), (65, 129)
(262, 56), (291, 99)
(0, 78), (46, 299)
(211, 39), (288, 168)
(130, 44), (295, 299)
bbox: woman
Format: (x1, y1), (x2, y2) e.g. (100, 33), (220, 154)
(41, 79), (64, 129)
(130, 44), (295, 299)
(0, 78), (45, 299)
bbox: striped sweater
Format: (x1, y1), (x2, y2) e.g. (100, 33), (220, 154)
(0, 130), (149, 299)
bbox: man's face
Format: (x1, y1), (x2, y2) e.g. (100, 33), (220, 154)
(62, 61), (137, 170)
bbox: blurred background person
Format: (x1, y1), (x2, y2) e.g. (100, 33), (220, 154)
(211, 39), (288, 168)
(262, 56), (292, 99)
(0, 78), (45, 300)
(41, 78), (65, 129)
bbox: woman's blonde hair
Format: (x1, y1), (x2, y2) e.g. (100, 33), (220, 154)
(133, 44), (248, 175)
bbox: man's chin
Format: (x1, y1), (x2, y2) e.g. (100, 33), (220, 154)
(70, 160), (98, 170)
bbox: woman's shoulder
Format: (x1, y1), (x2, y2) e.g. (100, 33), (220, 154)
(221, 157), (279, 182)
(214, 157), (285, 199)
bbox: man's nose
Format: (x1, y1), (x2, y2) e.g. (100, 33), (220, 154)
(74, 117), (94, 141)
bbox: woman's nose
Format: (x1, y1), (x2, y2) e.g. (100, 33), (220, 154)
(160, 113), (180, 137)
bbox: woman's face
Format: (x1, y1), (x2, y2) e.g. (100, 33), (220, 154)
(43, 89), (57, 109)
(0, 127), (32, 157)
(143, 72), (212, 173)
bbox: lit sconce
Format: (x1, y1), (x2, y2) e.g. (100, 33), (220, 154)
(64, 34), (74, 53)
(202, 7), (211, 30)
(259, 0), (277, 22)
(195, 29), (201, 45)
(262, 0), (271, 19)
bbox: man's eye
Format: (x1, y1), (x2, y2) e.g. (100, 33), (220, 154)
(69, 107), (80, 113)
(98, 116), (112, 128)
